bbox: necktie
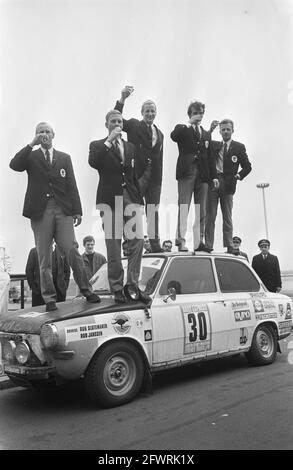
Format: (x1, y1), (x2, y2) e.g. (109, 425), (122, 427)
(223, 142), (228, 158)
(147, 125), (153, 146)
(194, 124), (200, 140)
(115, 139), (124, 163)
(45, 149), (51, 166)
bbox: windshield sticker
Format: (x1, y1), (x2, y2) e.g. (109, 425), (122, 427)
(181, 304), (211, 355)
(65, 323), (107, 343)
(240, 327), (248, 345)
(19, 311), (48, 318)
(234, 310), (251, 322)
(112, 313), (131, 335)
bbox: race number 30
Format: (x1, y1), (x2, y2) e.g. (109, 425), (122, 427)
(182, 304), (211, 354)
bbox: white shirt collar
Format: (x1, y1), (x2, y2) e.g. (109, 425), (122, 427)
(41, 146), (53, 157)
(222, 139), (232, 148)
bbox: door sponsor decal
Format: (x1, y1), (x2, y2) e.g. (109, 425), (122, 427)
(240, 327), (248, 345)
(253, 300), (264, 313)
(181, 304), (211, 355)
(285, 303), (292, 320)
(234, 310), (251, 322)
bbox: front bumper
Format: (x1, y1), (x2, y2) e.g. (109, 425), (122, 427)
(4, 364), (55, 379)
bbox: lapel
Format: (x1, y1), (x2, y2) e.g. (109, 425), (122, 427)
(226, 140), (233, 158)
(51, 149), (57, 167)
(36, 147), (50, 168)
(140, 120), (153, 147)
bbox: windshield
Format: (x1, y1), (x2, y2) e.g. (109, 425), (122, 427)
(90, 256), (166, 294)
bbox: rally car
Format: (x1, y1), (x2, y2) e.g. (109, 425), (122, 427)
(0, 252), (292, 408)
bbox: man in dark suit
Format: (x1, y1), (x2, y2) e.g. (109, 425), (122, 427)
(171, 101), (218, 252)
(252, 239), (282, 293)
(26, 245), (71, 306)
(10, 122), (100, 311)
(205, 119), (252, 253)
(88, 109), (151, 304)
(114, 86), (164, 253)
(231, 236), (249, 261)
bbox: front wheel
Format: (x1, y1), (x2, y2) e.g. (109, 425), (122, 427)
(85, 341), (145, 407)
(245, 324), (277, 366)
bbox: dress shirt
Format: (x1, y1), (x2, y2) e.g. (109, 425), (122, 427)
(41, 146), (53, 164)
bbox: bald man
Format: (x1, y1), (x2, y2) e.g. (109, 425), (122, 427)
(114, 86), (164, 253)
(10, 122), (100, 312)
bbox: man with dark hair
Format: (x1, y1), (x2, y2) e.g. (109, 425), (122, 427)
(89, 109), (151, 304)
(82, 235), (107, 281)
(162, 240), (172, 252)
(171, 101), (218, 253)
(10, 122), (100, 312)
(205, 119), (252, 254)
(114, 86), (164, 253)
(252, 239), (282, 293)
(231, 236), (249, 261)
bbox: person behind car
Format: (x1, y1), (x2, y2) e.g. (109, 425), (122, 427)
(162, 240), (173, 252)
(252, 239), (282, 293)
(230, 236), (249, 261)
(81, 235), (107, 281)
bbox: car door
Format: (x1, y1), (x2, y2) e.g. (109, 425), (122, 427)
(150, 256), (231, 366)
(214, 257), (261, 351)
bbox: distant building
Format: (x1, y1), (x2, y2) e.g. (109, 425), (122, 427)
(0, 237), (12, 274)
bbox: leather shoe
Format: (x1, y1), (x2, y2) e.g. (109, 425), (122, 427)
(46, 301), (57, 312)
(85, 292), (101, 303)
(137, 288), (152, 304)
(194, 242), (212, 253)
(114, 290), (127, 304)
(178, 244), (188, 252)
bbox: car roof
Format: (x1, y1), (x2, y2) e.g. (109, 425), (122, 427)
(142, 251), (247, 259)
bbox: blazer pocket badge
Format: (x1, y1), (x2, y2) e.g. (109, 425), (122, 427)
(231, 155), (238, 163)
(205, 141), (209, 148)
(60, 168), (66, 177)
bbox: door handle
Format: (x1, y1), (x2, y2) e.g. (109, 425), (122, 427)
(214, 300), (226, 306)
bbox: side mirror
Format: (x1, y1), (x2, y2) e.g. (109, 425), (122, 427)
(163, 287), (177, 303)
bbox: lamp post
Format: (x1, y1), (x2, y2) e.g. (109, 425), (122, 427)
(256, 183), (270, 239)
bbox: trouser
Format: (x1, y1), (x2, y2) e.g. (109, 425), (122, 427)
(32, 291), (45, 307)
(99, 191), (144, 293)
(31, 200), (92, 304)
(205, 175), (234, 249)
(176, 167), (208, 249)
(144, 181), (162, 252)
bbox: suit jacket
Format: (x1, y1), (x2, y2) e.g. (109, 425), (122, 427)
(252, 253), (282, 292)
(171, 124), (217, 182)
(25, 247), (70, 297)
(88, 138), (143, 208)
(211, 140), (252, 195)
(10, 145), (82, 219)
(82, 252), (107, 281)
(114, 101), (164, 184)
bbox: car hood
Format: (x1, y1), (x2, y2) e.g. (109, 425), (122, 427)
(0, 297), (148, 335)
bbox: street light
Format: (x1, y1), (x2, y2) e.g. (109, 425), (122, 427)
(256, 183), (270, 239)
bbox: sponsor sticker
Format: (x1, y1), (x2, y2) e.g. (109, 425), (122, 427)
(263, 300), (276, 310)
(253, 300), (264, 313)
(181, 303), (212, 355)
(231, 301), (249, 310)
(65, 323), (107, 343)
(240, 327), (248, 345)
(285, 303), (292, 320)
(279, 304), (284, 316)
(255, 312), (277, 320)
(112, 313), (131, 335)
(234, 310), (251, 322)
(136, 319), (143, 328)
(250, 292), (267, 298)
(278, 320), (292, 336)
(144, 330), (152, 341)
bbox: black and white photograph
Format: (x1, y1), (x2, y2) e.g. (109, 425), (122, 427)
(0, 0), (293, 454)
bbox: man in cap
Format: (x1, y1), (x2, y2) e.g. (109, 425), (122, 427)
(114, 86), (164, 253)
(231, 236), (249, 261)
(252, 239), (282, 292)
(10, 122), (100, 312)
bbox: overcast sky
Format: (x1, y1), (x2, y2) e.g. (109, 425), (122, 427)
(0, 0), (293, 272)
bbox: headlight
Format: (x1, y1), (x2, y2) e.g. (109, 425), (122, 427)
(15, 341), (30, 365)
(40, 324), (59, 349)
(3, 340), (16, 362)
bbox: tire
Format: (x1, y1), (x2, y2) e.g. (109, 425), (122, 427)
(84, 341), (145, 408)
(245, 324), (277, 366)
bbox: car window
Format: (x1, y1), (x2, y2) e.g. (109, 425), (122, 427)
(159, 258), (216, 295)
(215, 258), (260, 292)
